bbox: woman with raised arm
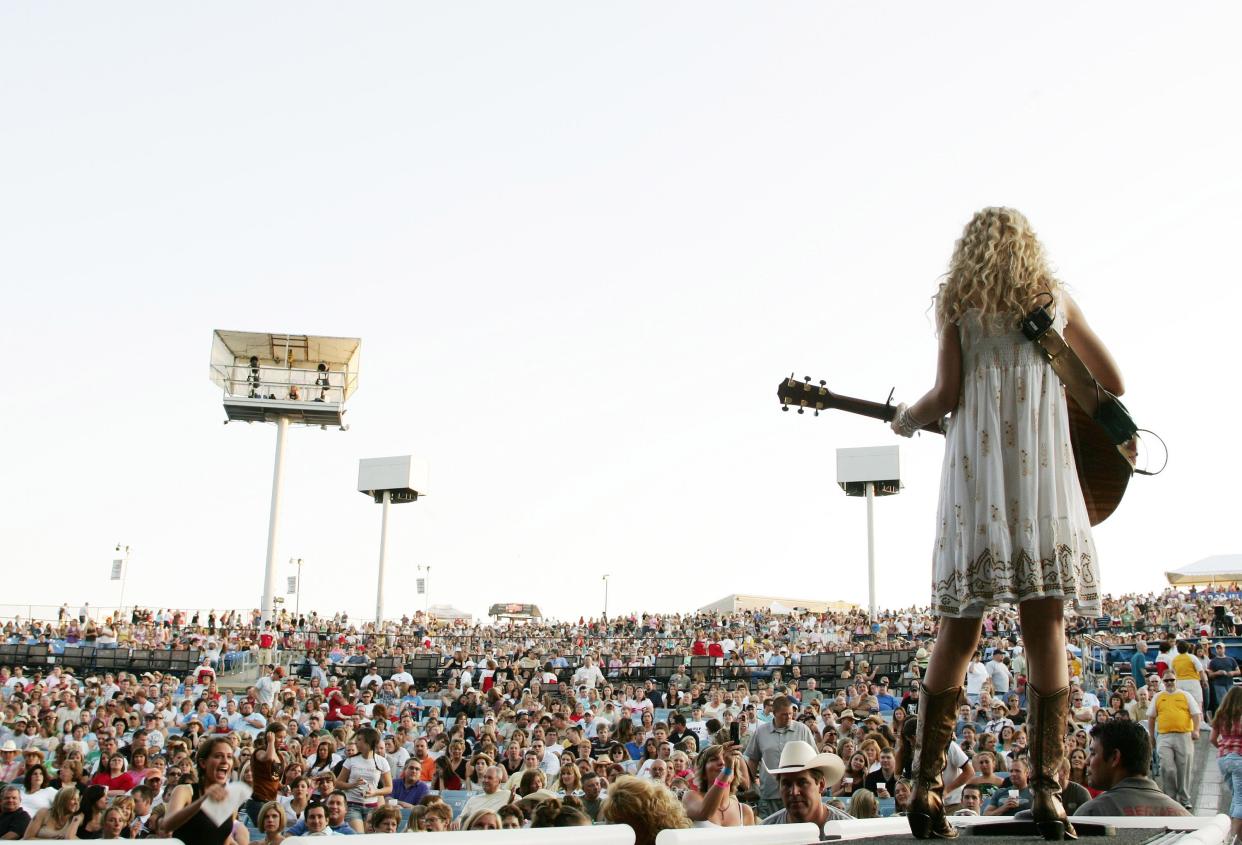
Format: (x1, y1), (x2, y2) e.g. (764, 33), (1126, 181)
(892, 208), (1125, 841)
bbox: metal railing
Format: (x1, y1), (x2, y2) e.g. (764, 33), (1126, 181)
(210, 363), (357, 404)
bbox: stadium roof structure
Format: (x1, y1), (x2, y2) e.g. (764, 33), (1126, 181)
(427, 604), (472, 622)
(699, 594), (859, 614)
(1166, 554), (1242, 586)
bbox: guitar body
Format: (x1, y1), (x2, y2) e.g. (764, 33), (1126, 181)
(1065, 400), (1131, 526)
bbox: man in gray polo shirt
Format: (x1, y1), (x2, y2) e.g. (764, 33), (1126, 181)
(744, 694), (814, 819)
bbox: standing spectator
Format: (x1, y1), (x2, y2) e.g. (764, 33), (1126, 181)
(987, 652), (1012, 697)
(1076, 720), (1188, 817)
(1172, 641), (1207, 713)
(1131, 640), (1149, 687)
(1148, 673), (1201, 809)
(257, 623), (277, 667)
(334, 727), (391, 831)
(742, 695), (814, 819)
(965, 655), (988, 705)
(1207, 644), (1239, 717)
(1211, 686), (1242, 842)
(255, 666), (282, 709)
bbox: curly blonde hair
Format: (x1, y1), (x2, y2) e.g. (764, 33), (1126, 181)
(601, 775), (691, 845)
(936, 207), (1060, 331)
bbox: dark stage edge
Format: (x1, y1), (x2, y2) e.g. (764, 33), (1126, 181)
(833, 829), (1176, 845)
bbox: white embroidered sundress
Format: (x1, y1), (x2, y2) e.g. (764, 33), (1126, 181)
(930, 307), (1100, 618)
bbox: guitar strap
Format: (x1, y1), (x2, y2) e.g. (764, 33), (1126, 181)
(1020, 306), (1139, 467)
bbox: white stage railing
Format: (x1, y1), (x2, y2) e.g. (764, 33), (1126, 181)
(657, 823), (821, 844)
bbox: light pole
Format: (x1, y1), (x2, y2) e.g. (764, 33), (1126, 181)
(290, 558), (304, 619)
(835, 446), (901, 620)
(358, 456), (424, 627)
(602, 574), (610, 619)
(114, 544), (130, 617)
(418, 564), (431, 613)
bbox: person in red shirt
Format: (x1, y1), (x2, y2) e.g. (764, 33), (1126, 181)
(91, 753), (145, 793)
(326, 691), (356, 728)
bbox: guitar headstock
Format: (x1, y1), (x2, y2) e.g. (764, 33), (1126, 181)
(776, 374), (837, 416)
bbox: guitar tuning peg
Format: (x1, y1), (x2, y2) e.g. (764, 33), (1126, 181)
(803, 376), (811, 383)
(781, 405), (789, 413)
(819, 380), (826, 387)
(796, 407), (804, 414)
(813, 409), (819, 416)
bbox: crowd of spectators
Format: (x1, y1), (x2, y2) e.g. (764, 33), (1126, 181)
(0, 585), (1236, 839)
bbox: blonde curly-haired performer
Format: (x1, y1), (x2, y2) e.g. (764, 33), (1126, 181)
(891, 208), (1125, 842)
(601, 775), (692, 845)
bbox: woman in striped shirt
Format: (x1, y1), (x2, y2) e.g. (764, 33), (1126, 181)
(1210, 686), (1242, 843)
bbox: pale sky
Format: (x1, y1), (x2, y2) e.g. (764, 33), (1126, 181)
(2, 2), (1238, 625)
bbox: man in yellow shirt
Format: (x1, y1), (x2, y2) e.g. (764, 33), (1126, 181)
(1147, 673), (1201, 810)
(1170, 640), (1206, 712)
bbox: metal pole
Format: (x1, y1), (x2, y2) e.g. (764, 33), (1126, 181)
(376, 491), (391, 627)
(118, 546), (130, 617)
(261, 416), (289, 625)
(865, 481), (877, 620)
(603, 574), (609, 619)
(295, 559), (303, 620)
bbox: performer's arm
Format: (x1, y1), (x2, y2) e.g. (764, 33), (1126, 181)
(1062, 294), (1124, 396)
(903, 323), (963, 428)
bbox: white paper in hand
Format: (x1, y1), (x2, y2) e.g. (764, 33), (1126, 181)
(201, 782), (251, 828)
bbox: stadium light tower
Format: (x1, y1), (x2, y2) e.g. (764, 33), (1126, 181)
(358, 456), (427, 627)
(210, 331), (361, 625)
(836, 446), (901, 620)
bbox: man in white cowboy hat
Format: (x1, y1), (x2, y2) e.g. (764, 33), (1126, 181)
(0, 742), (22, 783)
(760, 739), (852, 836)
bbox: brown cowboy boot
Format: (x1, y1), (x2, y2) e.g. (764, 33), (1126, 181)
(907, 684), (961, 839)
(1027, 683), (1077, 840)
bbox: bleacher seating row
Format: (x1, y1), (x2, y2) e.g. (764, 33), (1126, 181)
(0, 643), (202, 675)
(0, 639), (914, 690)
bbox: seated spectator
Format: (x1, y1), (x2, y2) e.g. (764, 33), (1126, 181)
(531, 797), (592, 828)
(970, 751), (1005, 800)
(850, 787), (878, 819)
(0, 786), (31, 839)
(496, 804), (524, 830)
(601, 775), (691, 845)
(1075, 720), (1190, 817)
(253, 800), (286, 844)
(464, 809), (502, 830)
(954, 784), (983, 816)
(366, 805), (402, 833)
(984, 757), (1031, 816)
(863, 747), (898, 797)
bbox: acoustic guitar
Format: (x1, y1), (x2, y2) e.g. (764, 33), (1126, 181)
(775, 375), (1133, 526)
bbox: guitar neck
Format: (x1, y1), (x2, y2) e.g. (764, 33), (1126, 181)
(777, 377), (944, 435)
(834, 394), (945, 435)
